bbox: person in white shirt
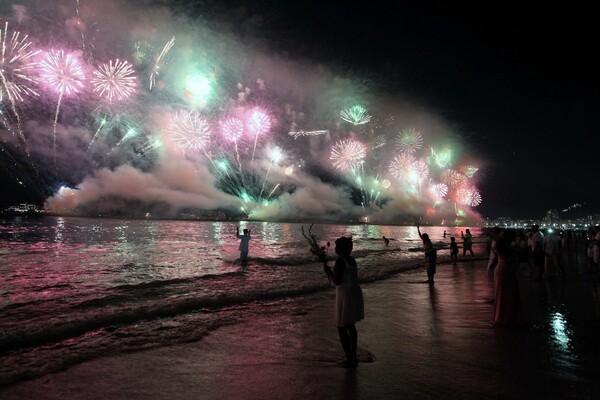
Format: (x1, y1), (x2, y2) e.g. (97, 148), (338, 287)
(544, 230), (565, 279)
(236, 227), (251, 263)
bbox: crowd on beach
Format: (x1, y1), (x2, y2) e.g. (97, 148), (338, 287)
(235, 223), (600, 368)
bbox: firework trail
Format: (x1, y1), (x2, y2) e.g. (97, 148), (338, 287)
(246, 108), (271, 161)
(87, 116), (107, 151)
(259, 146), (283, 199)
(0, 22), (40, 172)
(40, 49), (86, 170)
(92, 59), (137, 102)
(149, 36), (175, 90)
(330, 139), (367, 172)
(340, 105), (371, 125)
(288, 129), (328, 139)
(395, 128), (423, 154)
(221, 117), (245, 179)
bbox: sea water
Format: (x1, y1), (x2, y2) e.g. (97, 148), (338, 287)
(0, 216), (485, 385)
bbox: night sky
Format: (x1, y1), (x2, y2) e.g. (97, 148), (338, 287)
(207, 1), (598, 219)
(1, 1), (598, 220)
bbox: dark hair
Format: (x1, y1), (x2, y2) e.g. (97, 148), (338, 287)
(335, 236), (353, 256)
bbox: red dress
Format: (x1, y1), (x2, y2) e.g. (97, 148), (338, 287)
(492, 250), (525, 326)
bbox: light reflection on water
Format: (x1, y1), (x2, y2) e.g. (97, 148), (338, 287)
(551, 310), (572, 352)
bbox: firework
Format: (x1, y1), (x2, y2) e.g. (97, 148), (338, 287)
(395, 128), (423, 154)
(440, 169), (467, 188)
(408, 159), (429, 185)
(429, 147), (453, 168)
(330, 139), (367, 172)
(288, 129), (329, 139)
(372, 134), (387, 149)
(460, 165), (479, 178)
(40, 49), (86, 170)
(221, 117), (244, 177)
(259, 146), (284, 198)
(246, 108), (271, 161)
(456, 187), (482, 207)
(340, 105), (371, 125)
(92, 59), (137, 102)
(40, 50), (86, 95)
(221, 117), (244, 142)
(149, 36), (175, 90)
(429, 183), (448, 198)
(0, 22), (41, 172)
(381, 179), (391, 189)
(167, 109), (211, 152)
(0, 22), (40, 101)
(389, 153), (415, 180)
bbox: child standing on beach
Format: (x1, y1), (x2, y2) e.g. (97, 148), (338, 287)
(417, 225), (437, 283)
(450, 236), (459, 266)
(323, 236), (364, 368)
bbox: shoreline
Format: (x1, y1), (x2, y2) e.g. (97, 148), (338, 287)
(2, 256), (598, 399)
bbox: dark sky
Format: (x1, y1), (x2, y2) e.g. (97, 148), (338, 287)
(198, 0), (598, 219)
(2, 1), (598, 220)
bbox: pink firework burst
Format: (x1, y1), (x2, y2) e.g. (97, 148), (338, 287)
(440, 169), (467, 188)
(167, 109), (211, 151)
(221, 117), (244, 142)
(408, 159), (429, 183)
(92, 59), (137, 102)
(330, 139), (367, 171)
(456, 187), (482, 207)
(40, 49), (85, 95)
(246, 108), (271, 137)
(389, 153), (415, 180)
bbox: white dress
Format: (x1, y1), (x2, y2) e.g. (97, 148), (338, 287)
(335, 256), (365, 327)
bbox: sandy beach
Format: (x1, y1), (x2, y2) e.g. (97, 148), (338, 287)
(1, 256), (599, 400)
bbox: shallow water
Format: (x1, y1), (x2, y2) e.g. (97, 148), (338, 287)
(1, 250), (598, 399)
(0, 216), (484, 385)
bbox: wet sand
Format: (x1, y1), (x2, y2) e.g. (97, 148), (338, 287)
(2, 254), (599, 399)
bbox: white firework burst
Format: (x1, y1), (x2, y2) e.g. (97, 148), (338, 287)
(389, 153), (415, 180)
(167, 109), (211, 151)
(429, 183), (448, 198)
(395, 128), (423, 154)
(330, 139), (367, 171)
(456, 187), (482, 207)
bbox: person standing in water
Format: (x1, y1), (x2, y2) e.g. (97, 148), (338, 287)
(461, 229), (474, 256)
(323, 236), (364, 368)
(418, 225), (437, 283)
(236, 227), (251, 263)
(450, 236), (459, 266)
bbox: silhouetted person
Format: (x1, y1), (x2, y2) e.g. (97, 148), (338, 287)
(383, 236), (390, 246)
(461, 229), (474, 256)
(492, 231), (525, 326)
(450, 236), (459, 266)
(530, 225), (545, 280)
(418, 225), (437, 283)
(236, 227), (251, 263)
(323, 236), (364, 368)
